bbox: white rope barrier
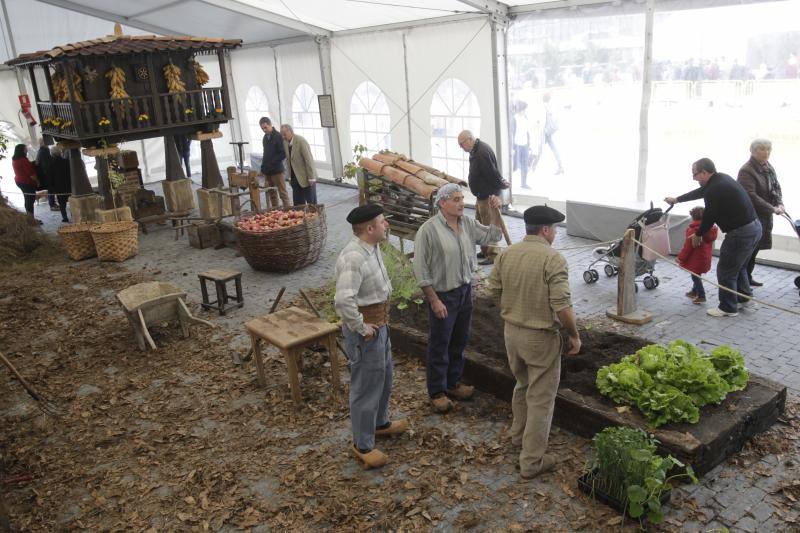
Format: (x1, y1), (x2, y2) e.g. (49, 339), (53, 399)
(632, 237), (800, 317)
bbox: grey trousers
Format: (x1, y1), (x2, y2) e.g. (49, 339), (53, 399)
(342, 324), (393, 451)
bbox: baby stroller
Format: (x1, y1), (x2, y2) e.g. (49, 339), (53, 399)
(781, 212), (800, 295)
(583, 203), (673, 290)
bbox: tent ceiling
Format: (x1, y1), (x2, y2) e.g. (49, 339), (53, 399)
(34, 0), (483, 44)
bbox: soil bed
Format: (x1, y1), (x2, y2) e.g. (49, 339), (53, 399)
(390, 293), (787, 476)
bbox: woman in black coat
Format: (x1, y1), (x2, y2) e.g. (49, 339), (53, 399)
(48, 146), (72, 223)
(737, 138), (785, 287)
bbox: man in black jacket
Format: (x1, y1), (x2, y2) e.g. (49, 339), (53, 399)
(666, 158), (761, 317)
(259, 117), (290, 208)
(458, 130), (508, 265)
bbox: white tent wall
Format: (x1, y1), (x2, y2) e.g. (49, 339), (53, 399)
(230, 46), (281, 156)
(273, 40), (332, 178)
(406, 18), (495, 180)
(330, 31), (408, 168)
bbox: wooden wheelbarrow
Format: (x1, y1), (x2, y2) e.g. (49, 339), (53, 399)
(116, 281), (215, 351)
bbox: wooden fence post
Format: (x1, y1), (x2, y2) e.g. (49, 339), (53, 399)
(606, 228), (653, 325)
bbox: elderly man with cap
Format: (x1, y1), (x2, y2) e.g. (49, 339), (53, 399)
(335, 204), (409, 469)
(413, 183), (503, 413)
(488, 205), (581, 479)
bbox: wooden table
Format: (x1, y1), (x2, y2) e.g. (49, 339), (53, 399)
(245, 306), (341, 405)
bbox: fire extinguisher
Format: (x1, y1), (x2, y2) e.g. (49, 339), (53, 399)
(18, 94), (37, 127)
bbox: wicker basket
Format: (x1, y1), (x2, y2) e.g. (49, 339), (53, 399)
(90, 221), (139, 262)
(235, 205), (327, 273)
(57, 222), (99, 261)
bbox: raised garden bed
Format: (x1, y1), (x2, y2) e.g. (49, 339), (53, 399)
(389, 294), (786, 477)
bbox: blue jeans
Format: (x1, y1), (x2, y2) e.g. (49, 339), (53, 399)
(691, 274), (705, 299)
(716, 220), (762, 313)
(342, 324), (392, 451)
(426, 283), (472, 397)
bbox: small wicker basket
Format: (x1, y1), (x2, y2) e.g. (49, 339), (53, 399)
(90, 221), (139, 262)
(57, 222), (99, 261)
(235, 205), (327, 273)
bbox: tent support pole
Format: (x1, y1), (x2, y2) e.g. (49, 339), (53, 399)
(317, 36), (344, 180)
(637, 0), (655, 203)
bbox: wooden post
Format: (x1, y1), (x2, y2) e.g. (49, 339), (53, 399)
(606, 228), (652, 325)
(67, 146), (93, 196)
(164, 135), (186, 182)
(249, 180), (261, 211)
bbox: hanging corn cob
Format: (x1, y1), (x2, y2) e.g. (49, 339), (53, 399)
(51, 67), (68, 102)
(51, 66), (84, 102)
(189, 59), (209, 86)
(71, 70), (84, 103)
(105, 65), (131, 109)
(163, 61), (186, 103)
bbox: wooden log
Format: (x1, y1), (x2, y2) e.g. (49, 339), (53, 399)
(372, 153), (404, 166)
(409, 160), (468, 186)
(359, 158), (437, 199)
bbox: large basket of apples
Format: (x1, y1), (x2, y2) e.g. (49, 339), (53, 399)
(235, 205), (326, 272)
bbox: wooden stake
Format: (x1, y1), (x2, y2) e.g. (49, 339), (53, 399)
(606, 228), (652, 325)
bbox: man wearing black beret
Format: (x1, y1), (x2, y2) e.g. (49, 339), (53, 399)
(335, 204), (409, 469)
(488, 205), (581, 479)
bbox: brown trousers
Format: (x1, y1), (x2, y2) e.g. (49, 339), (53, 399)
(475, 198), (502, 256)
(265, 172), (291, 209)
(504, 323), (562, 476)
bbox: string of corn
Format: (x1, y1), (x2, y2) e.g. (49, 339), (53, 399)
(105, 66), (131, 109)
(51, 69), (68, 102)
(190, 59), (209, 86)
(163, 62), (186, 103)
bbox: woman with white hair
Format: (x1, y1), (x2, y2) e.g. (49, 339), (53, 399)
(737, 138), (785, 287)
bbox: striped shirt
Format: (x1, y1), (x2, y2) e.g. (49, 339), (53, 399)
(413, 212), (502, 292)
(334, 236), (392, 335)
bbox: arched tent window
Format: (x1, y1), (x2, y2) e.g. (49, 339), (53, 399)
(430, 78), (481, 180)
(292, 83), (326, 161)
(350, 81), (391, 154)
(245, 86), (270, 148)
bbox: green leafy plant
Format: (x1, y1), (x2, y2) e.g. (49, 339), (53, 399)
(596, 340), (749, 427)
(316, 241), (422, 322)
(379, 241), (423, 310)
(0, 131), (8, 161)
(587, 427), (697, 524)
(342, 143), (368, 181)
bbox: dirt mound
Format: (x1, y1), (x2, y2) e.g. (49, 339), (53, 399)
(391, 293), (649, 398)
(0, 194), (59, 263)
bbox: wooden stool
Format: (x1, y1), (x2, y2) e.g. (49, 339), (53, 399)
(245, 306), (341, 405)
(198, 269), (244, 315)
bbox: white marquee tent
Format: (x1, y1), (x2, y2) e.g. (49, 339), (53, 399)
(0, 0), (798, 258)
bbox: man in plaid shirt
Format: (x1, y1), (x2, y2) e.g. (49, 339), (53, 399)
(335, 204), (409, 469)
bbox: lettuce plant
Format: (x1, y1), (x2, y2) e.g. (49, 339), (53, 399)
(596, 340), (749, 427)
